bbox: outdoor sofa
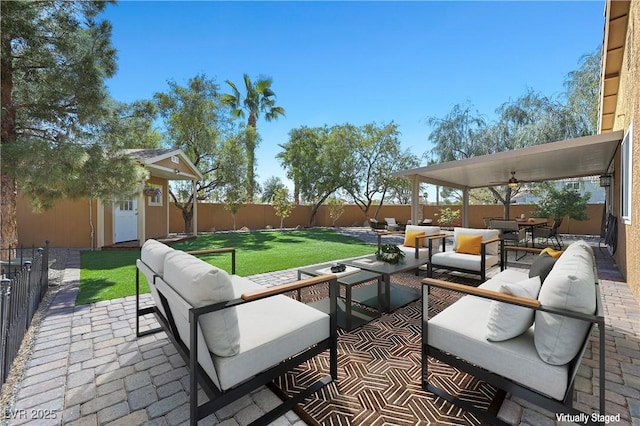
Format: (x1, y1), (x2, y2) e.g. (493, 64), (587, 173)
(135, 239), (338, 425)
(397, 224), (444, 259)
(422, 240), (605, 425)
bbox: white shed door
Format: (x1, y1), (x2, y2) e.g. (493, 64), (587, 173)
(114, 199), (138, 243)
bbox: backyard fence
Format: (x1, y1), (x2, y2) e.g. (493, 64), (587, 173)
(0, 242), (50, 387)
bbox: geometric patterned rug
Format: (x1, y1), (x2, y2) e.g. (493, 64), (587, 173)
(273, 271), (497, 425)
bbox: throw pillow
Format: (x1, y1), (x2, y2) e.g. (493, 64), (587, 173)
(529, 253), (557, 284)
(540, 247), (563, 258)
(404, 230), (426, 248)
(455, 234), (483, 255)
(486, 276), (542, 341)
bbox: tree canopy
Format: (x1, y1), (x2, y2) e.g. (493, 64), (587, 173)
(154, 74), (237, 233)
(221, 74), (285, 203)
(1, 0), (146, 250)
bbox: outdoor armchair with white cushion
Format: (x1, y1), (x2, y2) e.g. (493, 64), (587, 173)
(397, 224), (444, 259)
(136, 239), (338, 426)
(425, 227), (501, 282)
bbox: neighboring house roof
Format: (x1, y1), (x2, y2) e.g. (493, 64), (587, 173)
(125, 148), (203, 181)
(599, 0), (631, 133)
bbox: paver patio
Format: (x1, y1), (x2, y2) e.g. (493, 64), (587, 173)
(2, 229), (639, 425)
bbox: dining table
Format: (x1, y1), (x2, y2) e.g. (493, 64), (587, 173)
(516, 218), (548, 247)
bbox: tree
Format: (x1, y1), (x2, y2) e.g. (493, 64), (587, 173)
(221, 74), (285, 203)
(532, 186), (591, 224)
(278, 125), (356, 226)
(154, 75), (234, 233)
(564, 48), (600, 135)
(343, 122), (420, 218)
(327, 197), (345, 226)
(220, 132), (249, 230)
(261, 176), (286, 204)
(272, 187), (294, 229)
(1, 1), (141, 251)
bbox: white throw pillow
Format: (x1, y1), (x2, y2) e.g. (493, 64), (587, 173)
(486, 276), (542, 342)
(163, 251), (240, 357)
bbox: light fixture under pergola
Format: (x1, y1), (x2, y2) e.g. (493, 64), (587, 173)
(507, 171), (519, 189)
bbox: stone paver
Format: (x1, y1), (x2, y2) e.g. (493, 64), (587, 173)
(3, 230), (639, 426)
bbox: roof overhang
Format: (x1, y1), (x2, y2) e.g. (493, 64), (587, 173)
(599, 0), (630, 133)
(126, 148), (203, 181)
(394, 131), (624, 190)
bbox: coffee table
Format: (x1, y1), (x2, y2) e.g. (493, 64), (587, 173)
(297, 263), (383, 331)
(342, 254), (427, 312)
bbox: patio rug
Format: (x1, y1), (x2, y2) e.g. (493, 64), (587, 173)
(273, 271), (496, 426)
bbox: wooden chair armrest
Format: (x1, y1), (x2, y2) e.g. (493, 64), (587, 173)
(422, 278), (540, 308)
(502, 246), (559, 255)
(241, 274), (337, 301)
(186, 247), (235, 255)
(186, 247), (236, 275)
(481, 237), (501, 245)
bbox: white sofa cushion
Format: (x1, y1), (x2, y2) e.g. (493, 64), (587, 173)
(453, 228), (500, 256)
(486, 276), (542, 341)
(214, 294), (330, 390)
(404, 225), (441, 244)
(430, 251), (499, 272)
(139, 239), (175, 318)
(534, 241), (596, 365)
(141, 239), (174, 277)
(426, 293), (568, 400)
(399, 225), (443, 259)
(163, 251), (240, 357)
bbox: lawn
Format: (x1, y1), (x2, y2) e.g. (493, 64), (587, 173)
(78, 228), (376, 305)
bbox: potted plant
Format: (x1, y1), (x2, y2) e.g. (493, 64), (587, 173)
(375, 244), (405, 264)
(143, 186), (162, 197)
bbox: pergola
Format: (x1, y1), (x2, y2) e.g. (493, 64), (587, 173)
(394, 131), (624, 226)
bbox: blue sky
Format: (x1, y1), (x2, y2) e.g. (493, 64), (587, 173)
(102, 1), (605, 193)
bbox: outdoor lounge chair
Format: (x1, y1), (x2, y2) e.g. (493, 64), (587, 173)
(384, 217), (401, 231)
(136, 239), (338, 425)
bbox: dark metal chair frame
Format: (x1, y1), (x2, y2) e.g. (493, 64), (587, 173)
(136, 249), (338, 426)
(421, 278), (606, 426)
(426, 235), (503, 282)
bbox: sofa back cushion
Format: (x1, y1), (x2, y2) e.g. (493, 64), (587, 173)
(405, 225), (441, 248)
(141, 239), (174, 277)
(453, 228), (499, 256)
(163, 251), (240, 357)
(534, 241), (596, 365)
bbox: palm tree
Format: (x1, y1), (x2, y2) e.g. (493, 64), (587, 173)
(221, 74), (285, 203)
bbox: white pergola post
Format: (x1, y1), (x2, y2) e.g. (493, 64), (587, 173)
(462, 188), (470, 227)
(192, 180), (198, 236)
(411, 175), (420, 225)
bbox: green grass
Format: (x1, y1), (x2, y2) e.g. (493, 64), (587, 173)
(78, 228), (375, 305)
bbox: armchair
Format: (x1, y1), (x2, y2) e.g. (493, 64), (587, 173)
(425, 227), (501, 282)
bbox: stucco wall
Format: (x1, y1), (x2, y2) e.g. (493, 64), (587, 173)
(17, 197), (95, 247)
(612, 1), (639, 302)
